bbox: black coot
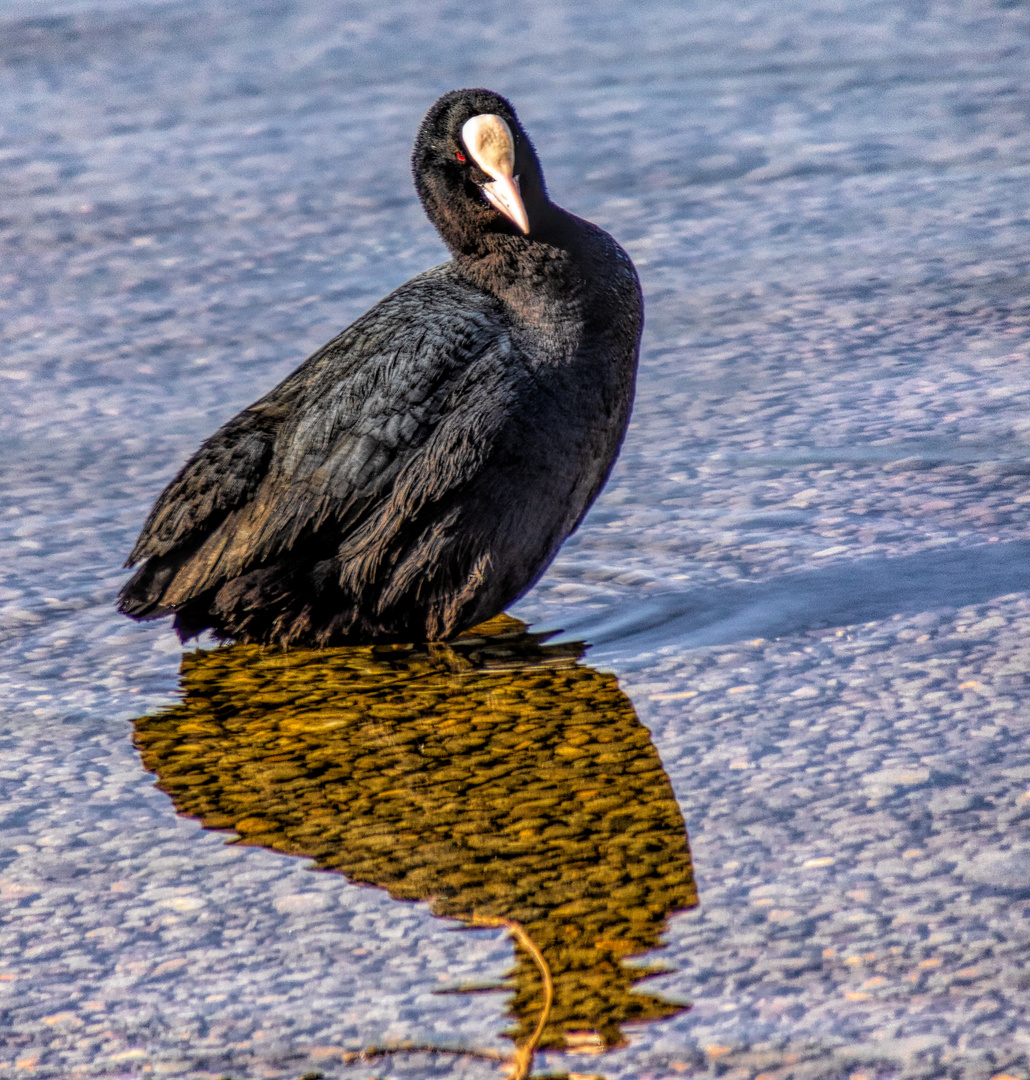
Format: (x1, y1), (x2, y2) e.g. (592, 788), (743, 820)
(118, 89), (643, 645)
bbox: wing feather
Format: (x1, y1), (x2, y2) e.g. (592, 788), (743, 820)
(121, 265), (516, 616)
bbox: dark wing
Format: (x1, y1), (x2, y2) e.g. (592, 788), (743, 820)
(120, 264), (516, 617)
(124, 387), (302, 568)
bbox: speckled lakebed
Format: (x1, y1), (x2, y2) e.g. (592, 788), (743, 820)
(3, 0), (1030, 1078)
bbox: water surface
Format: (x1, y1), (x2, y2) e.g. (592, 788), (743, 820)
(3, 0), (1030, 1076)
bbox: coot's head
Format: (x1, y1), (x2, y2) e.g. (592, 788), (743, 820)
(413, 89), (549, 254)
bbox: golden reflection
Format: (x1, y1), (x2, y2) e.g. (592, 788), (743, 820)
(132, 615), (697, 1076)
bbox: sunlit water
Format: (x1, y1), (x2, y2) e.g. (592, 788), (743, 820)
(3, 0), (1030, 1077)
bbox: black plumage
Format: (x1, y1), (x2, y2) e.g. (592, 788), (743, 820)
(118, 88), (643, 645)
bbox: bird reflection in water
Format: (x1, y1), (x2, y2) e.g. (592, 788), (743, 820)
(132, 615), (697, 1078)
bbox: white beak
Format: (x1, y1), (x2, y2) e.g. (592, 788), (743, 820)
(461, 113), (531, 235)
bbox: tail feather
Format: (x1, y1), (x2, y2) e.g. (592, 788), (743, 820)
(117, 557), (185, 619)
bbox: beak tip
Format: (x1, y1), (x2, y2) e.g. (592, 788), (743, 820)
(482, 177), (531, 237)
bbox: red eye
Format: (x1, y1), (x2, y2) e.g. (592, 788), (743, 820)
(455, 150), (466, 163)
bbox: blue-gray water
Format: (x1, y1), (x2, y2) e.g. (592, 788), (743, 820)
(3, 0), (1030, 1077)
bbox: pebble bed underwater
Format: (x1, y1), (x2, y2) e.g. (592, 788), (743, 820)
(3, 0), (1030, 1078)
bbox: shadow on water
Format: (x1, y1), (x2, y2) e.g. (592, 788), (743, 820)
(131, 615), (697, 1079)
(562, 540), (1030, 656)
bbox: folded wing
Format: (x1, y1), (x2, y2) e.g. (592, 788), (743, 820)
(118, 266), (517, 639)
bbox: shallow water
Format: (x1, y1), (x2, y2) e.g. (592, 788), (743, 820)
(3, 0), (1030, 1077)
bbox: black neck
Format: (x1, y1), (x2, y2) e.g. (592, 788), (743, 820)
(451, 201), (589, 309)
